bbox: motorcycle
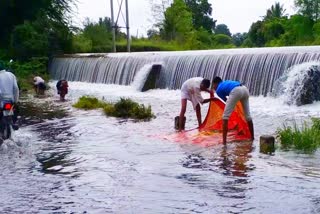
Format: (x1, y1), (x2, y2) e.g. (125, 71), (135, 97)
(0, 100), (15, 144)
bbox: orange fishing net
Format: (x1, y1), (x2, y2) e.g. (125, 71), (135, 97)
(167, 99), (251, 146)
(199, 98), (251, 141)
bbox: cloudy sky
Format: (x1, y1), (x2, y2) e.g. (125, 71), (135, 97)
(72, 0), (296, 37)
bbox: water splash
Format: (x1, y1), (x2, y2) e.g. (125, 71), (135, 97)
(130, 63), (155, 91)
(0, 129), (33, 156)
(271, 61), (320, 105)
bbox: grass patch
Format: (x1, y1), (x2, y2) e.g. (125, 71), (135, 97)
(73, 96), (155, 120)
(72, 96), (105, 110)
(103, 98), (155, 120)
(276, 118), (320, 153)
(116, 38), (183, 52)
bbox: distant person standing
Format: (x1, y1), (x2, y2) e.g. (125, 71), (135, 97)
(33, 76), (46, 95)
(178, 77), (213, 131)
(56, 80), (69, 101)
(212, 76), (254, 144)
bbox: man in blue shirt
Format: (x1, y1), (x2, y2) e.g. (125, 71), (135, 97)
(212, 76), (254, 144)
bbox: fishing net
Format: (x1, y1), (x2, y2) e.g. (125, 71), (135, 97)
(169, 98), (251, 146)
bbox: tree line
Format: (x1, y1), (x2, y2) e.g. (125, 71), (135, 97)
(1, 0), (320, 61)
(0, 0), (75, 61)
(73, 0), (320, 52)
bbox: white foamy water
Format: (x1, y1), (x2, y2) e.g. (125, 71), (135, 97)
(271, 61), (320, 105)
(0, 81), (320, 213)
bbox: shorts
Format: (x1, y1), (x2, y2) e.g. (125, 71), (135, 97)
(223, 86), (252, 121)
(181, 86), (203, 110)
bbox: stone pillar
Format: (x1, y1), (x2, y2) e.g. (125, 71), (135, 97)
(141, 64), (161, 92)
(260, 135), (275, 154)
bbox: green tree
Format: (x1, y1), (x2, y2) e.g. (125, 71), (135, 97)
(10, 22), (49, 60)
(247, 21), (265, 47)
(0, 0), (74, 48)
(215, 24), (231, 37)
(313, 21), (320, 44)
(82, 18), (113, 52)
(98, 17), (125, 39)
(263, 20), (285, 45)
(72, 34), (93, 53)
(232, 33), (248, 47)
(162, 0), (194, 42)
(147, 29), (160, 39)
(8, 10), (73, 60)
(295, 0), (320, 21)
(278, 15), (314, 45)
(264, 2), (287, 20)
(185, 0), (216, 32)
(193, 27), (213, 48)
(212, 34), (234, 48)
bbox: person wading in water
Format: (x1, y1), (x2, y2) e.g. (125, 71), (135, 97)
(212, 76), (254, 144)
(178, 77), (214, 131)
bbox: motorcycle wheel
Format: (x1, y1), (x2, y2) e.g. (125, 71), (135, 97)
(3, 124), (11, 140)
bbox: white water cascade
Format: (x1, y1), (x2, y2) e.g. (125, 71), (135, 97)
(271, 61), (320, 105)
(130, 63), (158, 91)
(49, 46), (320, 96)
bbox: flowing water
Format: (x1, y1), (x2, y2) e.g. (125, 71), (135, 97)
(1, 81), (320, 213)
(2, 46), (320, 213)
(50, 46), (320, 96)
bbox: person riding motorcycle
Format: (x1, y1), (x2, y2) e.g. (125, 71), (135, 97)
(0, 63), (19, 136)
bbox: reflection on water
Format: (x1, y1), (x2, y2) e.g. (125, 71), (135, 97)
(219, 142), (254, 177)
(181, 142), (254, 177)
(0, 82), (320, 213)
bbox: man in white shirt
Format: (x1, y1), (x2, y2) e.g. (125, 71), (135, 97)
(0, 66), (19, 104)
(178, 77), (213, 131)
(0, 64), (19, 131)
(33, 76), (46, 95)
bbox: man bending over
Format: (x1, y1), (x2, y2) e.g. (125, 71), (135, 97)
(212, 76), (254, 144)
(179, 77), (213, 131)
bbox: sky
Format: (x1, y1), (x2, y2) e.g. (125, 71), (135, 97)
(72, 0), (296, 37)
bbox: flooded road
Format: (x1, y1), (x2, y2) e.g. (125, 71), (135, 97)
(1, 82), (320, 213)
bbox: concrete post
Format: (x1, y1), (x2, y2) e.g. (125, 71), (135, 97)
(260, 135), (275, 154)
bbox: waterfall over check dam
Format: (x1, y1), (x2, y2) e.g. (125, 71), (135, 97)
(49, 46), (320, 96)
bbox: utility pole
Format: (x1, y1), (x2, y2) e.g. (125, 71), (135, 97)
(125, 0), (130, 52)
(110, 0), (130, 53)
(110, 0), (116, 52)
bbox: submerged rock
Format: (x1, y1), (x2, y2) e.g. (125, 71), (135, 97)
(271, 62), (320, 106)
(297, 67), (320, 105)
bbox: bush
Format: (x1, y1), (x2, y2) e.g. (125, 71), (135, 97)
(103, 103), (116, 116)
(73, 96), (155, 120)
(72, 34), (93, 53)
(276, 118), (320, 153)
(73, 96), (105, 110)
(103, 98), (155, 120)
(116, 39), (181, 52)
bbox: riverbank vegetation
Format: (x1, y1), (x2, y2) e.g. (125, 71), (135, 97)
(71, 0), (320, 53)
(1, 0), (320, 81)
(277, 118), (320, 153)
(73, 96), (155, 120)
(0, 0), (74, 90)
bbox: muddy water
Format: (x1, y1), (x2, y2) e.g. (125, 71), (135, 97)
(0, 82), (320, 213)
